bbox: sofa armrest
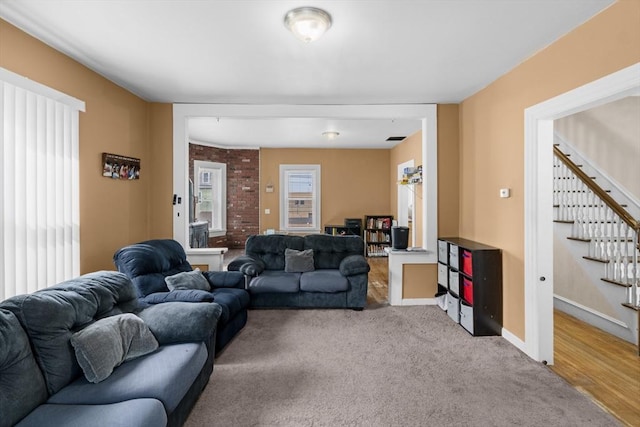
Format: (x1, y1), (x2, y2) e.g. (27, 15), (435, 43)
(227, 255), (260, 271)
(141, 290), (215, 304)
(339, 255), (370, 276)
(137, 302), (221, 345)
(239, 262), (264, 277)
(227, 255), (266, 276)
(203, 271), (245, 288)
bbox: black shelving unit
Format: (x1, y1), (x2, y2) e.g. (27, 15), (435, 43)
(437, 237), (503, 336)
(324, 224), (361, 237)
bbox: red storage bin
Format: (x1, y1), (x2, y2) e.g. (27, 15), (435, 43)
(461, 250), (473, 276)
(462, 277), (473, 304)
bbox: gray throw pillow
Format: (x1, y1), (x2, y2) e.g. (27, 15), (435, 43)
(165, 268), (211, 291)
(70, 313), (159, 383)
(284, 248), (315, 273)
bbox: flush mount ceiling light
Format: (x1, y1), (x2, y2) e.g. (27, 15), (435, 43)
(284, 7), (332, 43)
(322, 131), (340, 140)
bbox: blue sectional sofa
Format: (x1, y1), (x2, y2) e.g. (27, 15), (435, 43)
(228, 234), (370, 309)
(113, 239), (250, 354)
(0, 271), (220, 427)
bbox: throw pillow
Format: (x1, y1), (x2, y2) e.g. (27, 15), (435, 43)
(70, 313), (159, 383)
(164, 268), (211, 291)
(284, 248), (315, 273)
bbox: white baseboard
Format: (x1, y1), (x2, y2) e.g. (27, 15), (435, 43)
(502, 328), (527, 354)
(554, 294), (636, 344)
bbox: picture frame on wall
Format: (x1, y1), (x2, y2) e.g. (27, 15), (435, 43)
(102, 153), (140, 180)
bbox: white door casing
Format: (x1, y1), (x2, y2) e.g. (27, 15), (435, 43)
(523, 62), (640, 363)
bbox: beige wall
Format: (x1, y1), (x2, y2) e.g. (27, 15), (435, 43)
(389, 131), (423, 247)
(147, 103), (174, 239)
(437, 104), (460, 238)
(0, 19), (171, 273)
(260, 148), (390, 233)
(459, 0), (640, 339)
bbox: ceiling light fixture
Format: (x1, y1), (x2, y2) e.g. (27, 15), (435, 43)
(322, 131), (340, 140)
(284, 7), (332, 43)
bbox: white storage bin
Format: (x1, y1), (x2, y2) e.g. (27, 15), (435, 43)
(438, 240), (448, 264)
(437, 263), (448, 287)
(448, 269), (460, 295)
(448, 244), (459, 269)
(447, 292), (460, 323)
(460, 302), (474, 335)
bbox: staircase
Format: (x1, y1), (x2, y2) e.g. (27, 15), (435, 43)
(553, 136), (639, 352)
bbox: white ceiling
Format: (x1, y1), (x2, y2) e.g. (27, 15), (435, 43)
(0, 0), (615, 148)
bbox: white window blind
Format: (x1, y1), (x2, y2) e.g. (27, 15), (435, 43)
(0, 68), (85, 301)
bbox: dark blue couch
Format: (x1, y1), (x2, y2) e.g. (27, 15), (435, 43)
(0, 271), (219, 427)
(113, 239), (249, 354)
(228, 234), (370, 309)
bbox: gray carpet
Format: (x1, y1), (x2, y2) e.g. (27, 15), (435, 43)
(186, 305), (619, 426)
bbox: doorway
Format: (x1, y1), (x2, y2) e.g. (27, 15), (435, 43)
(523, 62), (640, 363)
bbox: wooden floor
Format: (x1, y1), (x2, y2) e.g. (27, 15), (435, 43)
(366, 256), (390, 305)
(366, 257), (639, 426)
(551, 310), (640, 427)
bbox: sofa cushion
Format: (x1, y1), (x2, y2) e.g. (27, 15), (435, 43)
(137, 302), (221, 344)
(70, 314), (159, 383)
(248, 271), (301, 294)
(48, 342), (206, 413)
(300, 270), (349, 293)
(304, 234), (364, 269)
(16, 399), (167, 427)
(113, 240), (193, 297)
(203, 271), (245, 288)
(164, 269), (210, 292)
(245, 234), (305, 270)
(211, 289), (250, 325)
(141, 290), (215, 305)
(0, 271), (139, 395)
(0, 309), (48, 427)
(284, 248), (315, 273)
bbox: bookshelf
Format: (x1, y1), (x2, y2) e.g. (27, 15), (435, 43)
(364, 215), (393, 257)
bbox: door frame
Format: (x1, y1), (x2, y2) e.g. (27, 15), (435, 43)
(523, 62), (640, 363)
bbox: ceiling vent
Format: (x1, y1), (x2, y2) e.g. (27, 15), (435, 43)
(386, 136), (406, 142)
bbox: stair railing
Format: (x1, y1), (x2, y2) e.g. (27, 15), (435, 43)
(553, 146), (639, 309)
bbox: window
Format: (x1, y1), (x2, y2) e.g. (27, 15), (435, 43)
(280, 165), (320, 232)
(193, 160), (226, 236)
(0, 68), (85, 301)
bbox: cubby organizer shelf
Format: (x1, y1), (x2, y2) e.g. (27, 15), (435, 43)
(437, 237), (503, 336)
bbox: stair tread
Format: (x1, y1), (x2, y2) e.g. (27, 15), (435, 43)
(552, 204), (627, 207)
(601, 278), (633, 288)
(583, 256), (610, 264)
(621, 303), (639, 311)
(567, 236), (590, 242)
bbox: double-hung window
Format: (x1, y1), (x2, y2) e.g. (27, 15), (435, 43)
(0, 68), (84, 301)
(193, 160), (226, 236)
(280, 165), (321, 232)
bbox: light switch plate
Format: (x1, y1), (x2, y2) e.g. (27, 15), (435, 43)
(499, 188), (510, 198)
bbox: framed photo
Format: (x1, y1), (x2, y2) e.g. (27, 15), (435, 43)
(102, 153), (140, 180)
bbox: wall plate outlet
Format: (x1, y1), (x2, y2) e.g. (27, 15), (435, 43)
(499, 188), (511, 198)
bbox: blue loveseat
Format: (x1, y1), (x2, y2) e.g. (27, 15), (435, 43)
(228, 234), (370, 309)
(0, 271), (220, 427)
(113, 239), (250, 354)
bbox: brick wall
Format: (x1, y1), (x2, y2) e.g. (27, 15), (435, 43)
(189, 144), (260, 248)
